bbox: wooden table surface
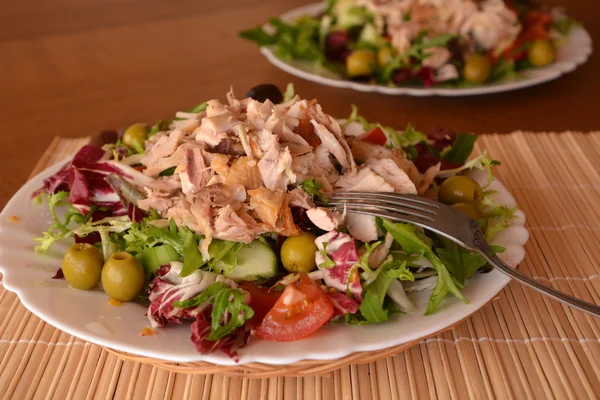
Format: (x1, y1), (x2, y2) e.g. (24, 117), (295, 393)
(0, 0), (597, 209)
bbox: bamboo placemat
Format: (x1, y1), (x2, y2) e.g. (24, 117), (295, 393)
(1, 132), (600, 399)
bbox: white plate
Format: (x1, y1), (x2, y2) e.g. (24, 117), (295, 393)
(0, 161), (528, 366)
(259, 3), (592, 97)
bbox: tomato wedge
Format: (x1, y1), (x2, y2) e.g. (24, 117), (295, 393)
(256, 274), (334, 342)
(238, 282), (281, 327)
(501, 9), (551, 61)
(362, 126), (387, 146)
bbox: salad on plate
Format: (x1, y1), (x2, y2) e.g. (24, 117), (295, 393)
(33, 84), (516, 359)
(240, 0), (579, 88)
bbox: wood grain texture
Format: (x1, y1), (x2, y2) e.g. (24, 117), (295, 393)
(0, 0), (597, 209)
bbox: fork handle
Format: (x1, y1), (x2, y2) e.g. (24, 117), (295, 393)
(476, 239), (600, 318)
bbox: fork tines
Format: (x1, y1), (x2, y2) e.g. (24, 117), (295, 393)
(328, 191), (438, 222)
(330, 191), (440, 209)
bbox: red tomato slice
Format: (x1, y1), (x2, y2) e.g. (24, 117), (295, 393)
(133, 165), (145, 172)
(500, 9), (551, 61)
(523, 23), (550, 42)
(238, 282), (281, 327)
(362, 127), (388, 146)
(256, 275), (334, 342)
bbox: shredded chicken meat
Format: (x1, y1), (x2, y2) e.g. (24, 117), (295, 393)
(352, 0), (520, 80)
(138, 88), (440, 248)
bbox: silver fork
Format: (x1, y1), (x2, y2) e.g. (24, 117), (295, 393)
(328, 191), (600, 318)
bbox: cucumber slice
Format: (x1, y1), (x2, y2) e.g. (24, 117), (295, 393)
(333, 0), (371, 29)
(212, 240), (277, 281)
(359, 24), (378, 45)
(141, 244), (180, 274)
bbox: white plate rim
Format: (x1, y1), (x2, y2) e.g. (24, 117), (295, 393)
(0, 158), (529, 366)
(257, 2), (593, 97)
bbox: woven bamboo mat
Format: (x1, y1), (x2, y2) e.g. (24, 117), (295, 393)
(1, 132), (600, 399)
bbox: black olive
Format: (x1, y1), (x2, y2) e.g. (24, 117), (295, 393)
(447, 38), (465, 67)
(245, 84), (283, 104)
(90, 129), (119, 146)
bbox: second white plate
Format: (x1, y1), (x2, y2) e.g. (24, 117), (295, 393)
(259, 3), (592, 97)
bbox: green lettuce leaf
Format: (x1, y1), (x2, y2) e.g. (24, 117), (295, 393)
(172, 282), (254, 341)
(356, 241), (382, 285)
(359, 274), (392, 323)
(34, 192), (97, 254)
(358, 259), (410, 324)
(552, 16), (580, 36)
(482, 193), (518, 241)
(318, 242), (336, 269)
(187, 102), (208, 113)
(149, 120), (171, 137)
(383, 32), (455, 80)
(489, 58), (519, 82)
(207, 240), (245, 273)
(382, 220), (468, 315)
(239, 26), (277, 46)
(436, 150), (500, 188)
(208, 288), (254, 340)
(172, 281), (229, 309)
(325, 0), (337, 13)
(241, 17), (324, 64)
(73, 216), (132, 259)
(388, 123), (428, 149)
(319, 15), (332, 52)
(159, 166), (176, 177)
(441, 133), (478, 164)
(345, 105), (426, 149)
(300, 178), (329, 205)
(436, 235), (506, 284)
(180, 230), (205, 277)
(122, 219), (205, 276)
(384, 263), (415, 281)
(283, 83), (295, 102)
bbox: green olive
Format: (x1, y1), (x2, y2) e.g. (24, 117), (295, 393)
(377, 46), (393, 67)
(453, 202), (488, 227)
(122, 123), (149, 152)
(346, 49), (377, 78)
(463, 54), (491, 84)
(61, 243), (104, 290)
(438, 175), (484, 206)
(281, 232), (318, 274)
(528, 39), (555, 67)
(101, 252), (145, 302)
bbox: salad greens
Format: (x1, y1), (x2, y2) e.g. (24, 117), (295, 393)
(33, 86), (519, 358)
(381, 32), (455, 82)
(240, 17), (325, 65)
(174, 282), (254, 341)
(173, 281), (229, 309)
(207, 287), (254, 340)
(437, 150), (500, 187)
(300, 178), (329, 205)
(34, 191), (93, 253)
(382, 220), (468, 315)
(441, 133), (478, 165)
(123, 219), (205, 277)
(240, 1), (580, 88)
(358, 260), (410, 324)
(346, 105), (427, 148)
(482, 195), (519, 241)
(436, 237), (504, 285)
